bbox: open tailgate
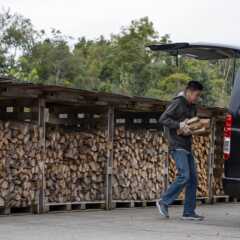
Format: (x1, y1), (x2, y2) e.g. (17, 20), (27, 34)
(148, 42), (240, 60)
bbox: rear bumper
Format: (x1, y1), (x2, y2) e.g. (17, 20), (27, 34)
(223, 177), (240, 198)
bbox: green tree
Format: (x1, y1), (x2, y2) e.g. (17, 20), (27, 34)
(0, 8), (233, 107)
(0, 9), (37, 74)
(109, 17), (159, 95)
(147, 72), (191, 100)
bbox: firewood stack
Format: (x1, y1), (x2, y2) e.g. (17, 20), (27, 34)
(0, 121), (42, 208)
(0, 117), (225, 208)
(212, 120), (225, 196)
(212, 175), (224, 196)
(45, 126), (107, 203)
(113, 126), (167, 200)
(168, 135), (210, 199)
(193, 135), (210, 197)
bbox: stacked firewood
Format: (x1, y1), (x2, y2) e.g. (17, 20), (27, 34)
(168, 135), (210, 199)
(45, 126), (107, 203)
(0, 121), (42, 207)
(0, 118), (225, 207)
(212, 121), (225, 196)
(212, 172), (224, 196)
(112, 126), (167, 200)
(193, 135), (210, 197)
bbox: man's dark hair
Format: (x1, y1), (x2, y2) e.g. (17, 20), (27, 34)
(186, 81), (203, 91)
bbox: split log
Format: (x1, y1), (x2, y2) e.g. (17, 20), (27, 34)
(177, 117), (211, 136)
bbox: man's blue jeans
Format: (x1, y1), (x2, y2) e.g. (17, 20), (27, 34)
(161, 149), (197, 215)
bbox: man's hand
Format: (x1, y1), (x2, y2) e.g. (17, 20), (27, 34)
(178, 119), (192, 136)
(179, 119), (189, 129)
(181, 125), (192, 136)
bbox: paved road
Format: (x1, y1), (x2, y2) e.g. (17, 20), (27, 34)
(0, 203), (239, 240)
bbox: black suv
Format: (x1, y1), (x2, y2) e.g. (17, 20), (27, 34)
(223, 68), (240, 197)
(148, 42), (240, 198)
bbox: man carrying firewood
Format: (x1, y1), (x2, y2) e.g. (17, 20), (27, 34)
(156, 80), (204, 221)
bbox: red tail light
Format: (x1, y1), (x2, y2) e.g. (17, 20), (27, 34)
(224, 113), (233, 160)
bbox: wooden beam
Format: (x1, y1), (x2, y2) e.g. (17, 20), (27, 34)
(45, 92), (86, 104)
(0, 98), (38, 107)
(0, 87), (41, 98)
(105, 106), (114, 210)
(47, 103), (107, 114)
(38, 98), (47, 213)
(208, 117), (216, 203)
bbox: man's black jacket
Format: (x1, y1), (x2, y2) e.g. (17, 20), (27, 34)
(159, 93), (197, 152)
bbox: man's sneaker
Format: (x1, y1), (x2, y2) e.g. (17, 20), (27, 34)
(156, 200), (169, 218)
(181, 213), (204, 221)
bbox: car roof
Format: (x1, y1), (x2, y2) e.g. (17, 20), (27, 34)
(147, 42), (240, 60)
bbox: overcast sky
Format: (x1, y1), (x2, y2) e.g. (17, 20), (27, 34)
(1, 0), (240, 45)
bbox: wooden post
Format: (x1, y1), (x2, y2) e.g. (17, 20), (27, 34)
(105, 106), (114, 210)
(4, 152), (11, 214)
(38, 98), (46, 213)
(208, 117), (216, 204)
